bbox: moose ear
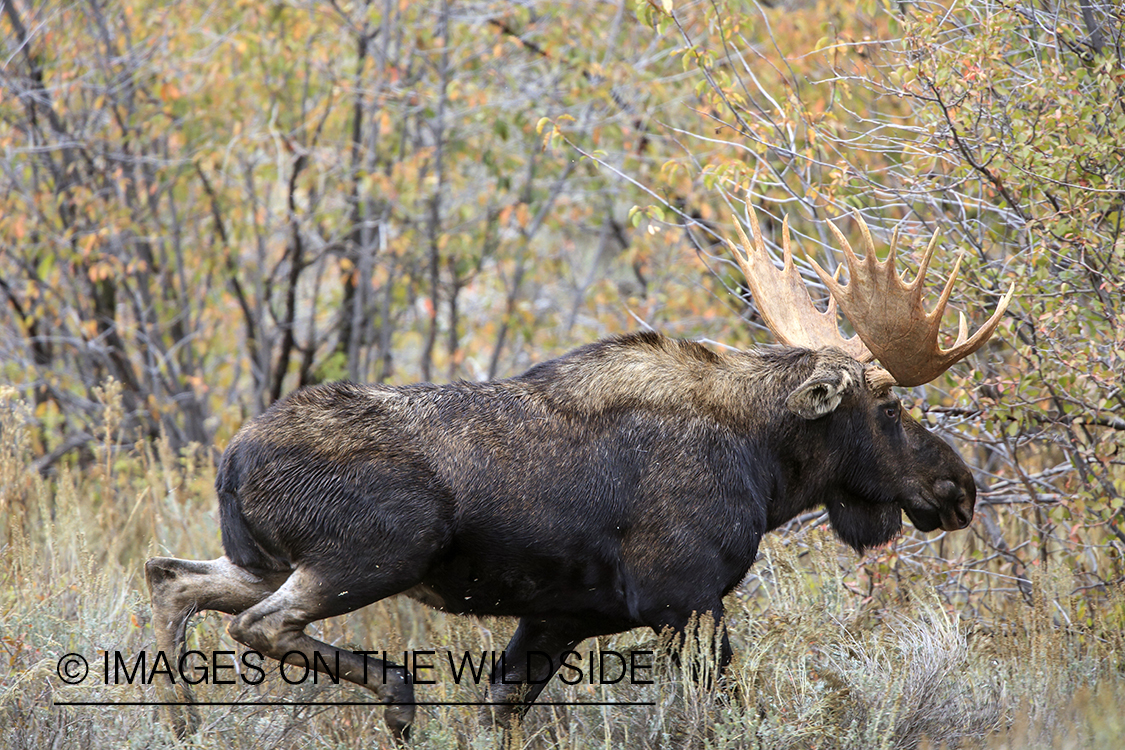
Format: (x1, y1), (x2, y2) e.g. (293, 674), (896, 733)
(786, 370), (854, 420)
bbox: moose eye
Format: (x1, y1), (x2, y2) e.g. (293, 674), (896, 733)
(883, 404), (900, 421)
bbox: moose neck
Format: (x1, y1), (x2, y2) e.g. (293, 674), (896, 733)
(519, 333), (870, 532)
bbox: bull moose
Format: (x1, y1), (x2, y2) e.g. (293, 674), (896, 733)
(146, 207), (1012, 741)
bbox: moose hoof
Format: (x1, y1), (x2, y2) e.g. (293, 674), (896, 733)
(384, 702), (415, 744)
(478, 700), (524, 730)
(381, 680), (416, 743)
(165, 701), (201, 739)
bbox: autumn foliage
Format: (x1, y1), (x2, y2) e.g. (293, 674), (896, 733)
(1, 0), (1123, 747)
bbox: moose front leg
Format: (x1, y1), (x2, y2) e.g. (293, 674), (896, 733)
(145, 556), (289, 736)
(485, 617), (590, 728)
(646, 602), (733, 690)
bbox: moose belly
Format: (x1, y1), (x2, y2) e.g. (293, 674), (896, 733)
(406, 545), (632, 621)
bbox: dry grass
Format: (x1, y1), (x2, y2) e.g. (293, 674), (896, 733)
(1, 389), (1123, 749)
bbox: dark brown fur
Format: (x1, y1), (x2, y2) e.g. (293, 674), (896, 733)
(146, 331), (975, 741)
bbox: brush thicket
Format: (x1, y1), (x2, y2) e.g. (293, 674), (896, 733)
(1, 388), (1122, 749)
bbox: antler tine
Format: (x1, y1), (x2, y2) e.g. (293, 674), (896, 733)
(810, 213), (1015, 387)
(911, 228), (941, 292)
(729, 206), (871, 361)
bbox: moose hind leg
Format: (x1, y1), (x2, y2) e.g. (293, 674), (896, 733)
(145, 556), (288, 736)
(225, 566), (418, 742)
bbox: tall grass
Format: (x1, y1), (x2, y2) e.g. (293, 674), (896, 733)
(1, 387), (1122, 749)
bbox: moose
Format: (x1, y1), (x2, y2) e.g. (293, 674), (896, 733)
(146, 207), (1012, 741)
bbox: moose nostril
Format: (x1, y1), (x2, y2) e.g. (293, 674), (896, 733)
(934, 478), (974, 529)
(933, 478), (974, 529)
(957, 491), (975, 527)
(934, 479), (961, 503)
(958, 503), (974, 527)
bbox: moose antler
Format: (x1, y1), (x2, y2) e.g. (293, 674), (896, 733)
(731, 206), (1015, 388)
(728, 206), (872, 362)
(811, 217), (1015, 386)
